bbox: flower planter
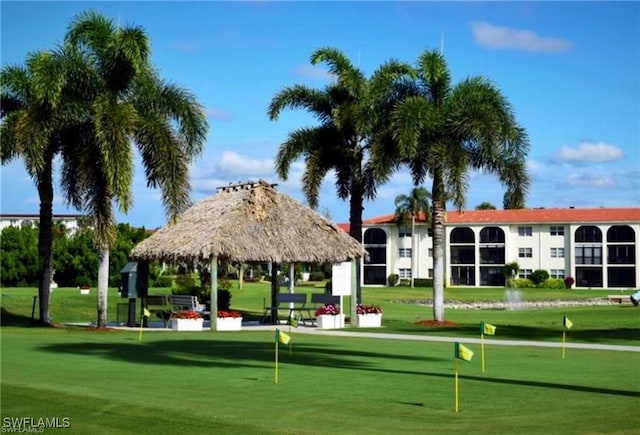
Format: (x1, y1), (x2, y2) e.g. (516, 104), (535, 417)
(171, 318), (204, 331)
(79, 287), (90, 295)
(216, 317), (242, 331)
(357, 313), (382, 328)
(316, 314), (345, 329)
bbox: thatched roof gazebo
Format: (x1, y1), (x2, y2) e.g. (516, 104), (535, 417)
(131, 180), (366, 329)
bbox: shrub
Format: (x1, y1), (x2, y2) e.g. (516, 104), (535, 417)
(541, 278), (565, 289)
(413, 278), (433, 288)
(511, 278), (534, 288)
(217, 289), (231, 311)
(387, 274), (399, 287)
(564, 276), (575, 289)
(503, 262), (520, 282)
(531, 269), (550, 286)
(153, 276), (173, 288)
(399, 279), (411, 287)
(308, 271), (325, 281)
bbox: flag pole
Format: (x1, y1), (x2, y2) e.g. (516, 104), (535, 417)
(562, 330), (566, 359)
(138, 313), (144, 342)
(275, 339), (279, 384)
(454, 359), (459, 413)
(481, 331), (485, 373)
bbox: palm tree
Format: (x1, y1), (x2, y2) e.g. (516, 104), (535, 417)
(390, 49), (530, 321)
(475, 201), (497, 210)
(268, 46), (412, 303)
(60, 11), (208, 326)
(394, 186), (431, 287)
(1, 48), (83, 325)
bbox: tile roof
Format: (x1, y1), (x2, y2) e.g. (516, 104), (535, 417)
(357, 207), (640, 227)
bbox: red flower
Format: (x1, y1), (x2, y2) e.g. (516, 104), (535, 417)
(217, 310), (242, 318)
(315, 304), (340, 316)
(175, 310), (201, 319)
(356, 304), (383, 314)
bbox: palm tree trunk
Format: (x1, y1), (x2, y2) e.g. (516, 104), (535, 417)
(411, 215), (416, 288)
(432, 200), (446, 321)
(238, 264), (244, 289)
(97, 246), (109, 327)
(349, 180), (364, 304)
(36, 158), (54, 325)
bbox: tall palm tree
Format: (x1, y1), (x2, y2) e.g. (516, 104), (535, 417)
(268, 46), (412, 303)
(394, 186), (431, 287)
(1, 48), (83, 325)
(60, 11), (208, 326)
(390, 49), (530, 321)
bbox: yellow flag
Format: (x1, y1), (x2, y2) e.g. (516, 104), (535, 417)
(276, 329), (291, 345)
(455, 342), (474, 362)
(143, 308), (151, 318)
(290, 317), (299, 328)
(482, 322), (496, 335)
(563, 316), (573, 329)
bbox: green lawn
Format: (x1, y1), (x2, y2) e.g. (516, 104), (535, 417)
(1, 325), (639, 434)
(1, 283), (639, 433)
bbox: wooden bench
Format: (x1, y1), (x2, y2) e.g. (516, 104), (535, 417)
(262, 293), (313, 326)
(310, 293), (341, 310)
(167, 295), (209, 327)
(142, 295), (171, 326)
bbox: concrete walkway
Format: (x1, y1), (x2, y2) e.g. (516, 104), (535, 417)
(101, 320), (640, 353)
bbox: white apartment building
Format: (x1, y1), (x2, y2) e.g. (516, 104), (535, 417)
(353, 207), (640, 289)
(0, 214), (84, 234)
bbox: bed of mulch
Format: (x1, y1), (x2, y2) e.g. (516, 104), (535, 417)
(413, 319), (459, 327)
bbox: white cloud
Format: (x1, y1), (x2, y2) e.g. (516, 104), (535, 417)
(552, 141), (624, 163)
(294, 64), (335, 80)
(566, 172), (615, 188)
(471, 22), (572, 53)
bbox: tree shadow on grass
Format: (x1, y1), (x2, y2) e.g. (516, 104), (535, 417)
(38, 333), (640, 398)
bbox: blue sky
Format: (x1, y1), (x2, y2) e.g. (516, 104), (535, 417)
(2, 1), (638, 229)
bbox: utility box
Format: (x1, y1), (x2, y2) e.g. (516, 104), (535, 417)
(120, 262), (149, 299)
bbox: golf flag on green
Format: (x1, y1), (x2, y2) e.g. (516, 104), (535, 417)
(563, 316), (573, 329)
(143, 308), (151, 318)
(274, 329), (291, 384)
(562, 316), (573, 359)
(455, 342), (474, 362)
(454, 342), (473, 412)
(289, 316), (299, 328)
(481, 321), (496, 335)
(276, 329), (291, 345)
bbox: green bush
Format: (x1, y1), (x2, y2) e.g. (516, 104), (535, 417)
(308, 271), (325, 281)
(531, 269), (550, 285)
(413, 278), (433, 287)
(511, 278), (534, 288)
(541, 278), (565, 289)
(153, 276), (173, 288)
(387, 274), (399, 287)
(399, 278), (411, 287)
(503, 261), (520, 282)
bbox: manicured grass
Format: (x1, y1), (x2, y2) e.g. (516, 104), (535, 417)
(2, 283), (639, 344)
(1, 325), (639, 434)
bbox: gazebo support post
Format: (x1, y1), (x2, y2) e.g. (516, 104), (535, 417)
(351, 260), (358, 326)
(270, 261), (278, 324)
(210, 256), (218, 331)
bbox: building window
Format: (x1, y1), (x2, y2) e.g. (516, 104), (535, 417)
(575, 226), (602, 243)
(518, 226), (532, 237)
(550, 247), (565, 258)
(550, 226), (565, 236)
(399, 248), (412, 258)
(519, 269), (532, 279)
(480, 226), (505, 243)
(428, 268), (433, 278)
(518, 247), (533, 258)
(398, 228), (411, 238)
(428, 248), (433, 258)
(550, 269), (565, 279)
(398, 268), (412, 278)
(575, 246), (602, 265)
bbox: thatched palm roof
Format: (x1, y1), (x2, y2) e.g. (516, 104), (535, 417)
(131, 180), (366, 263)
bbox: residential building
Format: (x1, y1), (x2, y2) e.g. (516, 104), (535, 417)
(0, 213), (84, 234)
(351, 207), (640, 289)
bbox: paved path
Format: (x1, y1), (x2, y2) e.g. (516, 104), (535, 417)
(102, 321), (640, 353)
